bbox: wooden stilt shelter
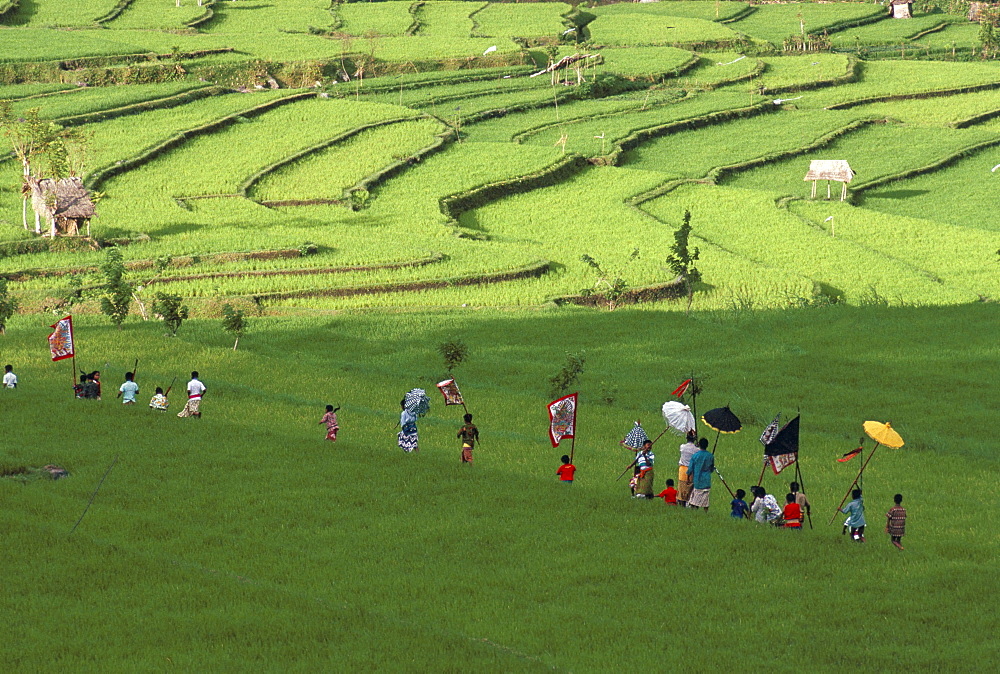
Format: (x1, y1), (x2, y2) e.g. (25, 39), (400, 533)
(28, 176), (96, 238)
(804, 160), (854, 201)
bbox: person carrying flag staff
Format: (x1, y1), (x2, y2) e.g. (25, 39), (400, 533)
(633, 440), (655, 499)
(677, 431), (698, 507)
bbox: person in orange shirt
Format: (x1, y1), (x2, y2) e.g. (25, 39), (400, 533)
(556, 455), (576, 483)
(783, 493), (803, 530)
(657, 479), (678, 505)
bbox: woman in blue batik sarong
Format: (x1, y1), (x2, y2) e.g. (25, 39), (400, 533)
(398, 399), (419, 453)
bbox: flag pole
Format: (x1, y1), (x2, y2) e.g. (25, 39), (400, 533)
(714, 467), (737, 500)
(796, 461), (813, 529)
(649, 427), (669, 447)
(569, 435), (576, 464)
(69, 354), (77, 396)
(828, 442), (881, 524)
(756, 461), (767, 487)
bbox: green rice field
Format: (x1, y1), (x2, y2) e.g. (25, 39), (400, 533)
(1, 1), (999, 670)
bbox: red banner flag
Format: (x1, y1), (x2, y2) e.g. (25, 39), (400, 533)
(436, 379), (464, 406)
(768, 452), (798, 475)
(837, 447), (863, 463)
(48, 315), (75, 362)
(671, 379), (692, 397)
(547, 393), (577, 448)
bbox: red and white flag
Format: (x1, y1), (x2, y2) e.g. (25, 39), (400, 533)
(671, 379), (692, 398)
(436, 379), (464, 406)
(768, 452), (798, 475)
(547, 393), (577, 448)
(47, 315), (75, 362)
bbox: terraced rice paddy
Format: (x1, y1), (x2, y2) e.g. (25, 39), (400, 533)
(2, 2), (999, 671)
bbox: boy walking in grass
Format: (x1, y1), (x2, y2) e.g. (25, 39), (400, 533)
(783, 493), (802, 530)
(457, 413), (479, 463)
(117, 371), (138, 405)
(841, 489), (866, 542)
(3, 364), (17, 389)
(320, 404), (340, 441)
(556, 454), (575, 483)
(730, 489), (749, 519)
(657, 478), (678, 504)
(149, 387), (169, 411)
(886, 493), (907, 550)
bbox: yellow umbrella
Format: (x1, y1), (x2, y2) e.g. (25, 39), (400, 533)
(863, 420), (904, 449)
(830, 421), (905, 524)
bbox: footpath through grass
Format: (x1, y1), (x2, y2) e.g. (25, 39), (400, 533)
(1, 303), (998, 670)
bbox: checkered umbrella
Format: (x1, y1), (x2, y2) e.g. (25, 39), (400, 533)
(403, 388), (430, 417)
(621, 421), (649, 450)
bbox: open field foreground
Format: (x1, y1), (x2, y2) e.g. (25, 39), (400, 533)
(1, 0), (1000, 670)
(2, 307), (999, 671)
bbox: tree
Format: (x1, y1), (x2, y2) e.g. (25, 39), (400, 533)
(152, 292), (189, 336)
(0, 278), (18, 335)
(99, 248), (132, 329)
(221, 303), (247, 350)
(438, 340), (469, 374)
(549, 351), (585, 399)
(579, 249), (640, 311)
(665, 210), (702, 312)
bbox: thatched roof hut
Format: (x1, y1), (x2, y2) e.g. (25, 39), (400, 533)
(28, 176), (96, 237)
(804, 160), (855, 200)
(889, 0), (913, 19)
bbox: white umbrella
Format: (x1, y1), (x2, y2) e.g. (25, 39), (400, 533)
(662, 401), (695, 436)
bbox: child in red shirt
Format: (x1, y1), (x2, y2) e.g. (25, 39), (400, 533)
(783, 493), (802, 529)
(657, 479), (678, 505)
(556, 454), (576, 483)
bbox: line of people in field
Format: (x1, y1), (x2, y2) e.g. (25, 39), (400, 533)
(576, 429), (910, 549)
(62, 368), (206, 418)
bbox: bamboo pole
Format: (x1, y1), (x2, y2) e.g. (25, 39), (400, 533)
(829, 443), (880, 524)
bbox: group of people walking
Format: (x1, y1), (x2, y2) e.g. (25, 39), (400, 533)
(620, 430), (908, 548)
(67, 368), (206, 418)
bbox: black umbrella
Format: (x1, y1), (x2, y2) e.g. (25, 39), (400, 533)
(701, 405), (742, 453)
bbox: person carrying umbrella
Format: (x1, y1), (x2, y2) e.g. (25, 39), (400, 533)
(398, 389), (430, 453)
(687, 438), (714, 511)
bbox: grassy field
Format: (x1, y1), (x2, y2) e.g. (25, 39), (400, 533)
(2, 305), (998, 670)
(2, 2), (1000, 668)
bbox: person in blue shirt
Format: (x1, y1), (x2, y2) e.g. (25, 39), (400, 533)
(730, 488), (749, 519)
(687, 438), (714, 511)
(117, 371), (139, 405)
(840, 488), (866, 542)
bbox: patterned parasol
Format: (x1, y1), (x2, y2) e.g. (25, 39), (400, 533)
(403, 388), (430, 417)
(622, 421), (649, 450)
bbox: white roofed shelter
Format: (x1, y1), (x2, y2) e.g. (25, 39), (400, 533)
(804, 160), (855, 201)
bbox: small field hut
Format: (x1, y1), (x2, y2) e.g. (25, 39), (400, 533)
(28, 176), (96, 237)
(889, 0), (913, 19)
(804, 160), (854, 201)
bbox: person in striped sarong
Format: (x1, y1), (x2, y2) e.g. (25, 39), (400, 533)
(398, 399), (419, 453)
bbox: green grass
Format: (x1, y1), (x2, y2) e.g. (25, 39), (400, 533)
(200, 0), (334, 34)
(415, 1), (482, 38)
(104, 0), (208, 30)
(621, 108), (857, 179)
(727, 2), (884, 45)
(0, 0), (118, 26)
(588, 1), (751, 23)
(830, 12), (964, 47)
(473, 2), (570, 39)
(336, 0), (413, 37)
(859, 145), (1000, 233)
(5, 81), (209, 119)
(722, 122), (1000, 195)
(1, 304), (998, 669)
(250, 117), (446, 202)
(587, 13), (739, 46)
